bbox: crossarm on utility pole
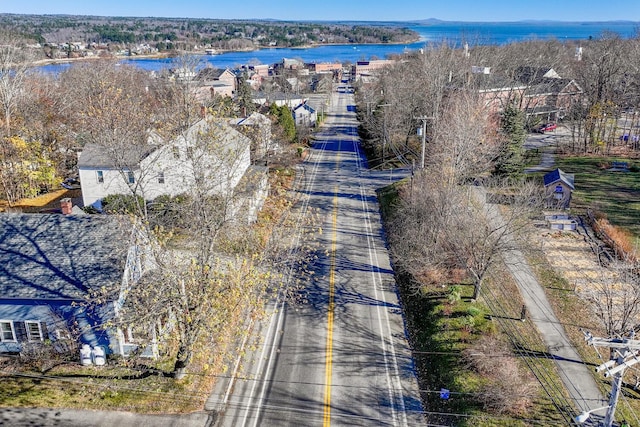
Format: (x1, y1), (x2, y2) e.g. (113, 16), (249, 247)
(583, 330), (640, 427)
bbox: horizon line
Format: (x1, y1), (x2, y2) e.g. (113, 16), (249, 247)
(1, 13), (639, 25)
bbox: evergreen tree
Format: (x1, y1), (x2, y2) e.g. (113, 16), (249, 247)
(278, 105), (296, 143)
(235, 73), (255, 117)
(494, 102), (526, 177)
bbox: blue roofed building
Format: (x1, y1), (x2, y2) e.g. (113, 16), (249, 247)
(543, 168), (575, 210)
(0, 213), (157, 357)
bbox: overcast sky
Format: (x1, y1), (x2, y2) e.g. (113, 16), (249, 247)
(3, 0), (640, 22)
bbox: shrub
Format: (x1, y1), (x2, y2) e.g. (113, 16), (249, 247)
(593, 216), (637, 261)
(447, 285), (461, 304)
(102, 194), (145, 215)
(463, 335), (538, 416)
(148, 194), (191, 231)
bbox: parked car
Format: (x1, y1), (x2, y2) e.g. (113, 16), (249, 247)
(61, 176), (81, 190)
(537, 123), (557, 133)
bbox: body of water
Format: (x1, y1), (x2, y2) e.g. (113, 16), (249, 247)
(38, 21), (638, 73)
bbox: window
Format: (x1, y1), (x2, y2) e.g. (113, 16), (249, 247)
(96, 170), (104, 183)
(158, 172), (165, 184)
(127, 171), (135, 184)
(172, 146), (180, 159)
(186, 147), (194, 159)
(25, 321), (43, 342)
(123, 327), (136, 344)
(554, 185), (564, 200)
(0, 321), (16, 342)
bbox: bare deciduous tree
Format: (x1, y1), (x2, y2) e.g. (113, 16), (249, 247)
(583, 260), (640, 338)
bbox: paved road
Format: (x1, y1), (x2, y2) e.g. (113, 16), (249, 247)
(214, 89), (423, 426)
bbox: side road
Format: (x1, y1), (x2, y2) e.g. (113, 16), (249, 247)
(471, 185), (607, 421)
(0, 407), (211, 427)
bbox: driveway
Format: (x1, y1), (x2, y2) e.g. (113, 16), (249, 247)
(523, 127), (567, 173)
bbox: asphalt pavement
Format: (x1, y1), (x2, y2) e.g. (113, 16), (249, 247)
(213, 88), (423, 426)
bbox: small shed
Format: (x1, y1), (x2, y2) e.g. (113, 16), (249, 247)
(543, 168), (574, 209)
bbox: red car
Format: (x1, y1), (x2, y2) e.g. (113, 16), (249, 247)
(537, 123), (557, 133)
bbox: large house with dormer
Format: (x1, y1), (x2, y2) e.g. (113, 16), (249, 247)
(77, 118), (266, 223)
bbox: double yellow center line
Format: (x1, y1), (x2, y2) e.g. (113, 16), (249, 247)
(323, 152), (340, 426)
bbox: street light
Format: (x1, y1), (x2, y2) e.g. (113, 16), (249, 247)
(574, 405), (611, 424)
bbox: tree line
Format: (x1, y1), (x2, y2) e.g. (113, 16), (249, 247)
(0, 14), (419, 52)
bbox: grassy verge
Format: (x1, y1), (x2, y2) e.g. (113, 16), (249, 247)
(378, 184), (568, 426)
(0, 362), (208, 412)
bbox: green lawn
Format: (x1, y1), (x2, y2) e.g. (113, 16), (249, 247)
(553, 156), (640, 240)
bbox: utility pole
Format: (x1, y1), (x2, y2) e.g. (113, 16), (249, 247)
(377, 104), (391, 165)
(582, 331), (640, 426)
(415, 116), (433, 169)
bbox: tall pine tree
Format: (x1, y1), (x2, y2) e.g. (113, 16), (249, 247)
(494, 101), (526, 177)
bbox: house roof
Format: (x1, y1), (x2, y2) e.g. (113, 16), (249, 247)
(472, 73), (525, 92)
(234, 112), (270, 126)
(514, 66), (562, 84)
(294, 103), (315, 114)
(525, 78), (578, 96)
(543, 168), (575, 190)
(78, 143), (157, 169)
(0, 214), (130, 300)
(197, 67), (233, 81)
(178, 118), (251, 153)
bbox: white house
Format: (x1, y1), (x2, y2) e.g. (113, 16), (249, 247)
(78, 118), (252, 210)
(293, 102), (317, 127)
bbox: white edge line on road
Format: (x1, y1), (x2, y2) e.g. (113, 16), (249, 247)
(354, 136), (408, 427)
(241, 130), (331, 427)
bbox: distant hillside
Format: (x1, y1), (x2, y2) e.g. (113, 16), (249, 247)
(0, 14), (420, 53)
(410, 18), (639, 25)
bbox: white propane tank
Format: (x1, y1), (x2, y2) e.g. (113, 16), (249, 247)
(92, 346), (106, 366)
(80, 344), (93, 366)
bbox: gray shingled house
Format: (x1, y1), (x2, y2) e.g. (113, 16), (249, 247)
(0, 213), (156, 357)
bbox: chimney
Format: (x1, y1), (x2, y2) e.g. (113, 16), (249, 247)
(200, 105), (207, 119)
(60, 198), (72, 215)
